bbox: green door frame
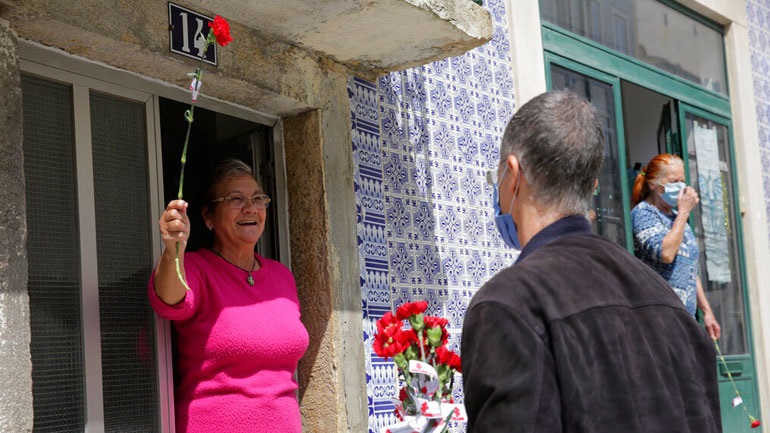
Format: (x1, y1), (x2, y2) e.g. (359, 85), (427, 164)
(544, 53), (633, 250)
(541, 25), (731, 118)
(675, 104), (760, 430)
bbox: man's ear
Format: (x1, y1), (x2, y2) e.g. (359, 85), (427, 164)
(505, 154), (521, 182)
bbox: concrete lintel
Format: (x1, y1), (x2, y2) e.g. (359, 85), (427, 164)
(182, 0), (493, 76)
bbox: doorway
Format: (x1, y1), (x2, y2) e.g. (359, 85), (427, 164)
(621, 81), (672, 177)
(622, 82), (757, 431)
(158, 97), (279, 259)
(546, 54), (761, 432)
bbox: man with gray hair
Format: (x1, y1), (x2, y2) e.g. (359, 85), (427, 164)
(461, 90), (721, 432)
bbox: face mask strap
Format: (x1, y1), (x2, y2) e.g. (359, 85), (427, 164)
(508, 168), (521, 215)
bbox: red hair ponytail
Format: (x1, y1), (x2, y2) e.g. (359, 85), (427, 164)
(631, 154), (682, 206)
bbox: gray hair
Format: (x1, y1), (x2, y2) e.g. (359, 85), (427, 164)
(499, 90), (604, 215)
(203, 158), (255, 204)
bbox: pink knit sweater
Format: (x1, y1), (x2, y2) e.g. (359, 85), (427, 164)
(149, 249), (309, 433)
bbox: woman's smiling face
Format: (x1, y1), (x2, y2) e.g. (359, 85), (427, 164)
(204, 174), (266, 249)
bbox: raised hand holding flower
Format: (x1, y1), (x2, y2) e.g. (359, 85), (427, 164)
(173, 14), (233, 290)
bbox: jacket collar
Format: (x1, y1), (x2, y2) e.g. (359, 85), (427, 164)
(517, 215), (592, 263)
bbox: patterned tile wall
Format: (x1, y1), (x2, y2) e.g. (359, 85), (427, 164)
(349, 0), (517, 431)
(747, 0), (770, 247)
(350, 1), (770, 431)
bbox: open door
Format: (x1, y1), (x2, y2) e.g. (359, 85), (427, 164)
(676, 103), (761, 431)
(642, 93), (761, 433)
(541, 0), (763, 425)
(547, 64), (762, 432)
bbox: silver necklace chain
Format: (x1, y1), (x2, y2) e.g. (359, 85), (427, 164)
(211, 249), (256, 286)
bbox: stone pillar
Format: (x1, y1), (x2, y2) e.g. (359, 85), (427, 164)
(285, 110), (339, 432)
(285, 103), (367, 432)
(0, 18), (33, 433)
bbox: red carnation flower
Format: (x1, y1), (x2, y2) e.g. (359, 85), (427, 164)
(376, 312), (401, 334)
(373, 333), (410, 358)
(373, 312), (414, 358)
(396, 300), (429, 320)
(436, 346), (462, 373)
(208, 15), (233, 47)
(397, 328), (418, 345)
(424, 315), (448, 329)
(751, 419), (760, 428)
(424, 315), (449, 345)
(373, 300), (463, 430)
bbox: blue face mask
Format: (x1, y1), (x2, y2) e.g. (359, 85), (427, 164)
(660, 182), (686, 207)
(493, 166), (521, 250)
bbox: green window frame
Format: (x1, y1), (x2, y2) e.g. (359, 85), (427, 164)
(542, 23), (731, 117)
(545, 54), (633, 249)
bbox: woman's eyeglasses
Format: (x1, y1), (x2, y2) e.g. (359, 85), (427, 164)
(211, 193), (271, 210)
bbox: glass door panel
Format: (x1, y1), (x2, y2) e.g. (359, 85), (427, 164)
(90, 91), (159, 432)
(682, 110), (746, 354)
(539, 0), (727, 95)
(21, 74), (86, 433)
(678, 104), (760, 430)
(549, 63), (630, 248)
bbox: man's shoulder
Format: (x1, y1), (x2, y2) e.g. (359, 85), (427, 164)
(472, 233), (681, 318)
(478, 234), (620, 289)
(526, 232), (632, 268)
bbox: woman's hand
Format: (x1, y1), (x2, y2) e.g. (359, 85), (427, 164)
(159, 200), (190, 252)
(660, 186), (698, 263)
(677, 186), (699, 215)
(703, 310), (721, 340)
(696, 276), (720, 340)
(154, 199), (191, 305)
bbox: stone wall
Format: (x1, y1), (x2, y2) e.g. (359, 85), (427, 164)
(0, 0), (367, 430)
(0, 17), (33, 433)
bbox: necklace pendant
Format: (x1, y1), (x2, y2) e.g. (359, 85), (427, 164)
(247, 273), (255, 286)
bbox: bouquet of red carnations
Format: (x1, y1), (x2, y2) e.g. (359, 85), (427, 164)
(373, 301), (466, 433)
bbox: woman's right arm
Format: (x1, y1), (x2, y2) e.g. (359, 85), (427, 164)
(153, 199), (191, 305)
(660, 186), (699, 263)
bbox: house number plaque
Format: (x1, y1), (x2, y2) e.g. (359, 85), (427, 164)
(168, 3), (217, 65)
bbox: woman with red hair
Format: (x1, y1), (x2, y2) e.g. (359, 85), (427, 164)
(631, 154), (720, 339)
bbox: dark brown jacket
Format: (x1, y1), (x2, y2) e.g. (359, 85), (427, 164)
(461, 216), (722, 433)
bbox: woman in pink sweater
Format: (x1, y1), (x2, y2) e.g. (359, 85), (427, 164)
(149, 159), (308, 433)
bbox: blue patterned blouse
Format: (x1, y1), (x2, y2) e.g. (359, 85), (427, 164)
(631, 200), (699, 316)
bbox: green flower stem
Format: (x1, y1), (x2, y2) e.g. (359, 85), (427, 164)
(436, 409), (455, 433)
(713, 338), (755, 422)
(174, 242), (190, 291)
(418, 329), (426, 361)
(175, 35), (212, 291)
(177, 97), (196, 200)
(431, 352), (443, 403)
